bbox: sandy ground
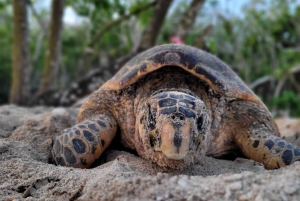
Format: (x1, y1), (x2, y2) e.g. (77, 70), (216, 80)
(0, 105), (300, 201)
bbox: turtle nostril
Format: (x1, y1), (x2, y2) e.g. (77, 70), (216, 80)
(171, 113), (185, 121)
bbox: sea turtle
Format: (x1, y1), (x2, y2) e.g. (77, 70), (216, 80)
(51, 44), (300, 169)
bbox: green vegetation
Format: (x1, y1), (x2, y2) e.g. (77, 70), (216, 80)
(0, 0), (299, 116)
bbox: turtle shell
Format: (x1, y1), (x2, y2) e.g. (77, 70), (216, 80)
(101, 44), (263, 106)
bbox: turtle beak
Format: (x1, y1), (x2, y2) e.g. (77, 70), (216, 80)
(160, 120), (191, 160)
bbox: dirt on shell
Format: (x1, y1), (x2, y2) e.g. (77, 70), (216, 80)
(0, 105), (300, 201)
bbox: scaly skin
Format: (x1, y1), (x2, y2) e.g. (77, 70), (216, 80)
(52, 113), (117, 168)
(51, 45), (300, 169)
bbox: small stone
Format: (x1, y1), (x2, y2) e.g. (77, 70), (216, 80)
(254, 194), (265, 201)
(284, 185), (298, 194)
(178, 179), (189, 188)
(238, 194), (249, 201)
(228, 181), (242, 190)
(187, 194), (201, 201)
(52, 108), (67, 114)
(223, 174), (242, 182)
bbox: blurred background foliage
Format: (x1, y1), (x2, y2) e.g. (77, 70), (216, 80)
(0, 0), (300, 116)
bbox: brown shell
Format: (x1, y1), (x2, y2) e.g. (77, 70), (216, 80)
(101, 44), (264, 106)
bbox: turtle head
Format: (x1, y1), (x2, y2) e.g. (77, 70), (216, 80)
(136, 91), (210, 168)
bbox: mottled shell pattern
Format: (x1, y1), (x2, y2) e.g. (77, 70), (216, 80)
(101, 44), (263, 106)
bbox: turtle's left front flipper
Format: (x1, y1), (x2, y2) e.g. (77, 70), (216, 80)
(235, 130), (300, 169)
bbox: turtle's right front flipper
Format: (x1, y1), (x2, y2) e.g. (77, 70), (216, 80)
(51, 114), (117, 168)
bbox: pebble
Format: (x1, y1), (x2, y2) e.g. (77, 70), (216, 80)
(228, 181), (242, 190)
(284, 185), (298, 194)
(223, 174), (242, 182)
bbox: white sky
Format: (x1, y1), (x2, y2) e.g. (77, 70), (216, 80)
(35, 0), (300, 25)
(35, 0), (251, 25)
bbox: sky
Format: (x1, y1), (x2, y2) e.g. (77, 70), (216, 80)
(35, 0), (250, 25)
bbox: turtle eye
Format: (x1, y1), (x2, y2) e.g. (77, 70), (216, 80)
(197, 114), (204, 132)
(148, 105), (156, 130)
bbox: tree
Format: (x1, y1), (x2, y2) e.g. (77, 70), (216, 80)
(38, 0), (65, 95)
(176, 0), (205, 40)
(136, 0), (173, 52)
(10, 0), (31, 105)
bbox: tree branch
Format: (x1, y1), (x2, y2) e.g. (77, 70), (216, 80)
(88, 0), (157, 47)
(136, 0), (173, 52)
(176, 0), (206, 40)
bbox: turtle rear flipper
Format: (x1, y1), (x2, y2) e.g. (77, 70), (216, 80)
(235, 132), (300, 169)
(51, 114), (117, 168)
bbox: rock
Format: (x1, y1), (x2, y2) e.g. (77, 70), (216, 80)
(275, 118), (300, 147)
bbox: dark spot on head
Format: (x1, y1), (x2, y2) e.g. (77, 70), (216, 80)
(294, 148), (300, 156)
(72, 139), (86, 154)
(282, 150), (293, 165)
(287, 144), (293, 149)
(171, 113), (185, 122)
(160, 107), (177, 115)
(83, 130), (95, 142)
(158, 99), (177, 107)
(97, 120), (106, 128)
(78, 125), (86, 129)
(174, 129), (182, 149)
(277, 141), (285, 148)
(179, 107), (195, 118)
(64, 147), (76, 165)
(55, 156), (66, 166)
(69, 132), (73, 138)
(139, 63), (147, 72)
(265, 140), (275, 150)
(63, 135), (69, 144)
(66, 129), (71, 133)
(109, 123), (112, 128)
(101, 139), (105, 147)
(286, 124), (291, 128)
(149, 135), (156, 148)
(88, 124), (99, 132)
(75, 130), (80, 136)
(53, 140), (61, 154)
(263, 136), (267, 138)
(197, 114), (204, 132)
(253, 140), (260, 148)
(148, 105), (156, 131)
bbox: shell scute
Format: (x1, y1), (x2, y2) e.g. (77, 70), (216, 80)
(101, 44), (263, 105)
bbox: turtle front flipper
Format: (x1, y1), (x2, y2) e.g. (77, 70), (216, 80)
(51, 114), (117, 168)
(235, 131), (300, 169)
